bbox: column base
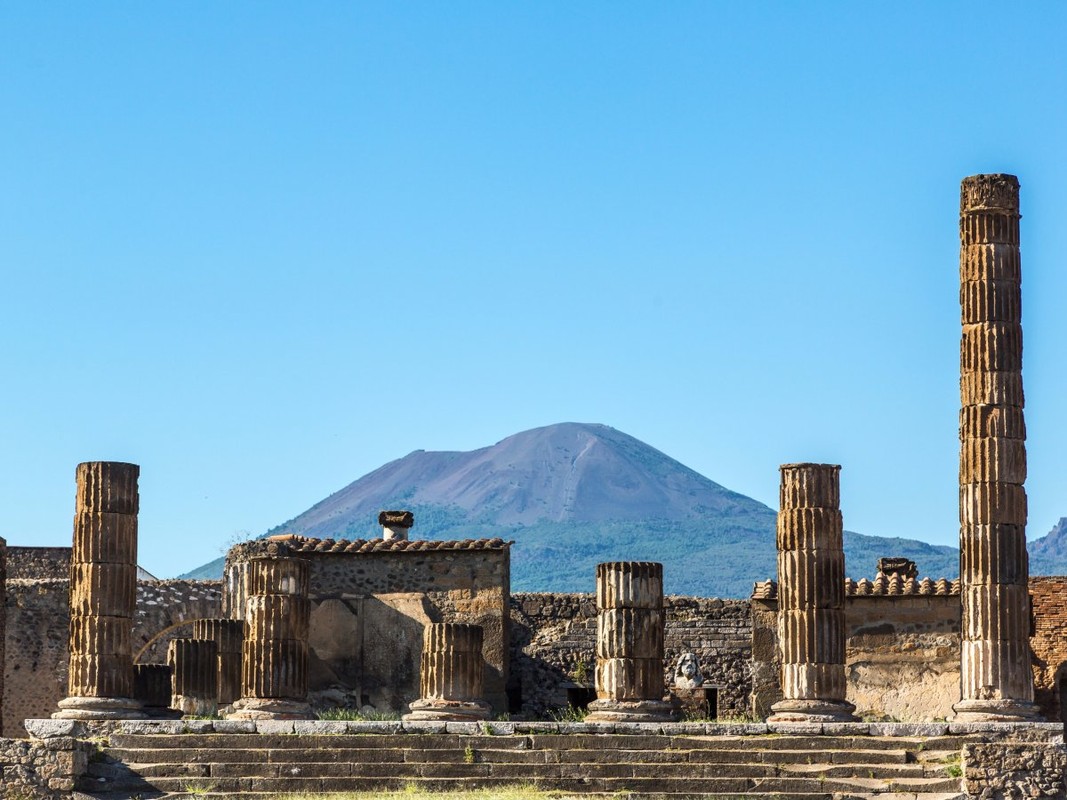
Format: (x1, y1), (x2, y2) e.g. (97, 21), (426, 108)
(952, 698), (1043, 722)
(173, 694), (218, 718)
(585, 698), (680, 723)
(767, 698), (857, 723)
(52, 696), (146, 720)
(226, 697), (314, 720)
(403, 698), (491, 722)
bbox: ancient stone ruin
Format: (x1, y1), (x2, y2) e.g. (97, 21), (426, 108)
(768, 463), (856, 722)
(955, 173), (1039, 722)
(54, 462), (145, 720)
(2, 171), (1065, 798)
(404, 623), (491, 721)
(585, 561), (678, 722)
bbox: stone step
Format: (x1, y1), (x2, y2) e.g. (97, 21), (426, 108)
(106, 732), (969, 752)
(87, 757), (942, 782)
(79, 773), (966, 795)
(102, 744), (917, 767)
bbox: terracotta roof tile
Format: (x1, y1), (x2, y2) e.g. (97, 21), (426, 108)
(271, 535), (510, 555)
(752, 576), (960, 600)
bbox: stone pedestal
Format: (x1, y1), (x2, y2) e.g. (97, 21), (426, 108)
(228, 549), (313, 720)
(55, 462), (145, 720)
(193, 618), (245, 707)
(586, 562), (678, 723)
(954, 174), (1040, 722)
(404, 623), (491, 721)
(168, 639), (219, 717)
(768, 464), (856, 723)
(133, 664), (178, 718)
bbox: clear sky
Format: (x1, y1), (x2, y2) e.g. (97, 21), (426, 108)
(2, 3), (1065, 579)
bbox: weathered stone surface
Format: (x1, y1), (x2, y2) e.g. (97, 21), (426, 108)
(964, 741), (1066, 799)
(24, 719), (82, 739)
(229, 555), (312, 720)
(168, 638), (218, 717)
(956, 173), (1038, 722)
(770, 463), (854, 723)
(404, 623), (490, 721)
(587, 561), (674, 722)
(192, 618), (244, 705)
(74, 461), (139, 516)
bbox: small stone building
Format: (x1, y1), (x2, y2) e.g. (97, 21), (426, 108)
(223, 535), (512, 715)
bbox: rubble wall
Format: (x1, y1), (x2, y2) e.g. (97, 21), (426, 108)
(3, 579), (222, 737)
(509, 593), (752, 719)
(0, 735), (91, 799)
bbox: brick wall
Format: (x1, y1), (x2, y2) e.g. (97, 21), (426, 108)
(1029, 575), (1067, 721)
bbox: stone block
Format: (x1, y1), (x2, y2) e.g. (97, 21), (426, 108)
(868, 722), (947, 736)
(212, 719), (256, 734)
(255, 719), (296, 734)
(767, 721), (824, 735)
(24, 719), (82, 738)
(116, 719), (187, 735)
(401, 720), (447, 734)
(293, 720), (348, 735)
(348, 720), (404, 734)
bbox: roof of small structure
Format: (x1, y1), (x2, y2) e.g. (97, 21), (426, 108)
(752, 575), (961, 600)
(264, 534), (510, 554)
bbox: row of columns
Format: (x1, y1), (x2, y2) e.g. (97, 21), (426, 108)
(52, 178), (1040, 724)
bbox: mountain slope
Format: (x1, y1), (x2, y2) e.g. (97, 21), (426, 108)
(180, 423), (967, 595)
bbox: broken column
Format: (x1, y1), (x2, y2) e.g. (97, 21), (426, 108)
(379, 510), (414, 541)
(193, 618), (244, 708)
(55, 462), (145, 719)
(133, 664), (175, 718)
(228, 543), (313, 720)
(586, 561), (678, 722)
(768, 463), (856, 722)
(403, 623), (491, 721)
(168, 639), (218, 717)
(954, 173), (1040, 721)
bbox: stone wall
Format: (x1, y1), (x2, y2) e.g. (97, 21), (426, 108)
(0, 735), (91, 799)
(1029, 575), (1067, 722)
(963, 740), (1067, 799)
(224, 539), (511, 716)
(509, 592), (752, 719)
(751, 592), (962, 721)
(3, 579), (223, 738)
(5, 548), (70, 581)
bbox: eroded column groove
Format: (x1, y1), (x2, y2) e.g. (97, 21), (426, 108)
(227, 544), (312, 720)
(586, 561), (678, 722)
(768, 463), (855, 722)
(954, 173), (1039, 721)
(403, 623), (490, 721)
(193, 618), (245, 707)
(54, 462), (145, 719)
(168, 639), (218, 717)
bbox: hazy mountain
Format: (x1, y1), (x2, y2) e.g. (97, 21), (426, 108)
(181, 422), (969, 596)
(1029, 517), (1067, 576)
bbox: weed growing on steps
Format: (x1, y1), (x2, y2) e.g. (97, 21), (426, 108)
(314, 707), (402, 721)
(463, 744), (476, 764)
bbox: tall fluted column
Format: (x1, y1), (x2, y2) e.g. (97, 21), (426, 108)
(768, 463), (855, 722)
(168, 639), (218, 717)
(586, 562), (678, 723)
(55, 462), (145, 719)
(227, 545), (312, 720)
(193, 619), (245, 707)
(403, 624), (491, 721)
(954, 174), (1039, 721)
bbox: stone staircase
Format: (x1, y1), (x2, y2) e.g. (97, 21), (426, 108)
(79, 729), (969, 799)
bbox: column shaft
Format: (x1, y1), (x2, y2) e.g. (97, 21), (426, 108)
(55, 462), (144, 719)
(193, 618), (245, 706)
(955, 174), (1038, 721)
(168, 639), (218, 717)
(768, 463), (855, 722)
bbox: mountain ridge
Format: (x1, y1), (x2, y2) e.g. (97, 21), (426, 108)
(181, 422), (1027, 596)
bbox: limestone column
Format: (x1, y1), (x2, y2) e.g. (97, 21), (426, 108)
(133, 664), (175, 717)
(586, 561), (678, 722)
(193, 618), (245, 707)
(227, 545), (312, 720)
(768, 463), (856, 722)
(168, 639), (218, 717)
(954, 174), (1040, 721)
(55, 462), (145, 719)
(403, 624), (491, 721)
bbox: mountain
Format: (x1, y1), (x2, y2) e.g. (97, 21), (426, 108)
(181, 422), (968, 596)
(1029, 518), (1067, 576)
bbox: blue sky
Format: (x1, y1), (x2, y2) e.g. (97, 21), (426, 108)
(2, 3), (1065, 579)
